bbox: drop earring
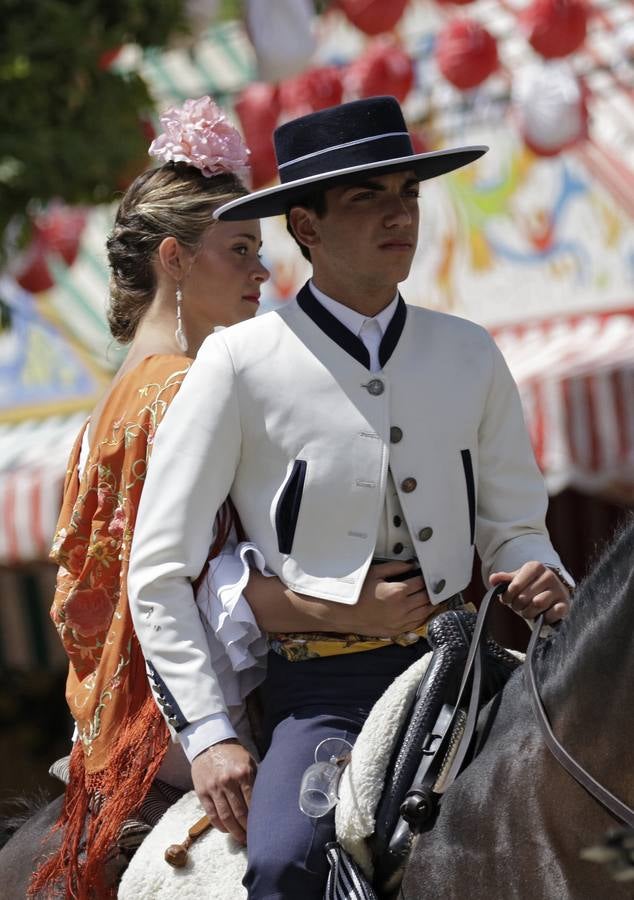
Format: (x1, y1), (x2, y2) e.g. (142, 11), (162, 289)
(175, 284), (188, 352)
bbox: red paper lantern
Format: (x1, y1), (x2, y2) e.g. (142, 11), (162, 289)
(520, 0), (588, 59)
(436, 18), (499, 91)
(279, 67), (344, 117)
(15, 206), (87, 294)
(435, 0), (476, 5)
(345, 40), (415, 103)
(336, 0), (409, 36)
(98, 46), (123, 70)
(235, 83), (281, 189)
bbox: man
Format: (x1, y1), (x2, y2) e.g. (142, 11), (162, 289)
(128, 96), (572, 898)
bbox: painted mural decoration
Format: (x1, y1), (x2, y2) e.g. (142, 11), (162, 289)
(0, 277), (109, 423)
(260, 127), (634, 328)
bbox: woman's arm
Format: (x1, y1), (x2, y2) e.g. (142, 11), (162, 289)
(244, 561), (435, 637)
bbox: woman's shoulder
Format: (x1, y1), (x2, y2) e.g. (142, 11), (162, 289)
(87, 354), (191, 452)
(123, 353), (192, 389)
(103, 354), (191, 415)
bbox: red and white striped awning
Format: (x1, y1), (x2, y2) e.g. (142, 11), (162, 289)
(0, 413), (86, 564)
(494, 306), (634, 498)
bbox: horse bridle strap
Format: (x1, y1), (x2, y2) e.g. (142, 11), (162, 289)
(526, 614), (634, 829)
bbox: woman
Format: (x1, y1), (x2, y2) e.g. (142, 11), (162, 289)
(31, 96), (430, 898)
(29, 96), (269, 899)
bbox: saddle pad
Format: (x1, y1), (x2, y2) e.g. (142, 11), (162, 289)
(48, 756), (185, 851)
(117, 791), (247, 899)
(335, 652), (433, 879)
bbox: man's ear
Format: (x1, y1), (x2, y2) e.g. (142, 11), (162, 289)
(157, 237), (188, 281)
(289, 207), (320, 253)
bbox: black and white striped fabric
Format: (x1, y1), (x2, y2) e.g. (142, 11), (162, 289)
(324, 842), (378, 900)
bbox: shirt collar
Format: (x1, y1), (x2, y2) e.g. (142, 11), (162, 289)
(309, 280), (399, 338)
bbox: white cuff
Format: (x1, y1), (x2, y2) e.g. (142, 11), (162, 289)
(195, 541), (271, 707)
(178, 712), (238, 763)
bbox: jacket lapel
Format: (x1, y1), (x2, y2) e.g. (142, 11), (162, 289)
(379, 295), (407, 368)
(296, 282), (407, 370)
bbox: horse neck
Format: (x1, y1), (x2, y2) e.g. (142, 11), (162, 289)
(540, 522), (634, 778)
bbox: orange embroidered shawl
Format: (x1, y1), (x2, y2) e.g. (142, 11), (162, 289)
(31, 356), (199, 898)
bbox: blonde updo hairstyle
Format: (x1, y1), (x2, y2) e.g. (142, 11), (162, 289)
(106, 163), (248, 343)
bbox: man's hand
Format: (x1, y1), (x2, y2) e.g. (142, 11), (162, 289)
(338, 560), (434, 637)
(190, 740), (257, 845)
(490, 561), (571, 625)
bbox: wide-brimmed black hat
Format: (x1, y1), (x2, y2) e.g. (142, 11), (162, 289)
(215, 95), (487, 221)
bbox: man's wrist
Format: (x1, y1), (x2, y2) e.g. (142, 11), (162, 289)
(179, 712), (237, 763)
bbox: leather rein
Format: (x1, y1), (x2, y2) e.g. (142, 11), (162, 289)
(430, 585), (634, 829)
(526, 610), (634, 829)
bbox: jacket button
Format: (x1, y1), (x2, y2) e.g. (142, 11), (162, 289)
(432, 579), (446, 594)
(365, 379), (384, 396)
(418, 527), (433, 542)
(401, 477), (417, 493)
(390, 426), (403, 443)
(393, 515), (402, 527)
(392, 542), (404, 554)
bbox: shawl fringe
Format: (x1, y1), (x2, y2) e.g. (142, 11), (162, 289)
(29, 686), (168, 899)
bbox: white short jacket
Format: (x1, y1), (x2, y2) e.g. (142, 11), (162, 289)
(128, 285), (569, 733)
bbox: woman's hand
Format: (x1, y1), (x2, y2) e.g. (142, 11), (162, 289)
(335, 560), (433, 637)
(245, 561), (433, 636)
(190, 739), (257, 845)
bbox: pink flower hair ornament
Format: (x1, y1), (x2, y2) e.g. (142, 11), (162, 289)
(148, 96), (251, 186)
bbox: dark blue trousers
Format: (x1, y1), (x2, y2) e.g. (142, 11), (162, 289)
(243, 641), (428, 900)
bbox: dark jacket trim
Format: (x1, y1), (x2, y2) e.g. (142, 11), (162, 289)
(275, 458), (307, 554)
(297, 283), (407, 371)
(379, 295), (407, 368)
(297, 283), (370, 368)
(461, 449), (476, 546)
(146, 659), (190, 732)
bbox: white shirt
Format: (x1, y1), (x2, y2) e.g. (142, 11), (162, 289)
(310, 281), (399, 373)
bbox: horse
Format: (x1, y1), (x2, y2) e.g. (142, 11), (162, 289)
(400, 517), (634, 900)
(0, 789), (127, 897)
(2, 519), (633, 898)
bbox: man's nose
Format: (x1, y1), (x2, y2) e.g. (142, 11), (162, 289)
(384, 196), (413, 227)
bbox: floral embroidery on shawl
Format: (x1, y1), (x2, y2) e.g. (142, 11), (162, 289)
(50, 360), (191, 765)
(31, 356), (200, 900)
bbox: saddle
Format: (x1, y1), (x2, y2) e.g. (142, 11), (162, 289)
(369, 600), (520, 895)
